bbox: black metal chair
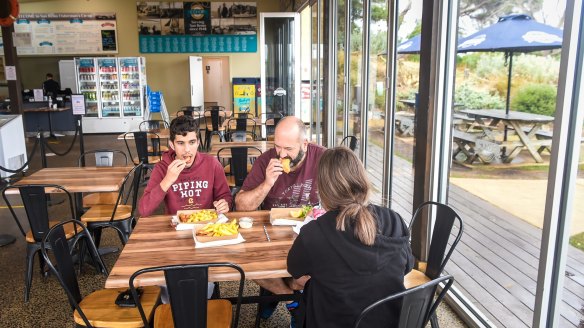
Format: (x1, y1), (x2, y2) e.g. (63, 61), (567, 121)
(139, 119), (170, 132)
(260, 112), (283, 141)
(78, 149), (129, 207)
(341, 135), (358, 151)
(225, 117), (257, 142)
(217, 146), (262, 201)
(177, 105), (202, 117)
(41, 219), (160, 328)
(204, 107), (227, 151)
(1, 184), (81, 302)
(80, 163), (143, 246)
(123, 131), (162, 167)
(408, 201), (464, 328)
(353, 275), (454, 328)
(130, 263), (245, 328)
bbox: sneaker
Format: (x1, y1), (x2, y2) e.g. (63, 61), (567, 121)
(259, 300), (279, 319)
(286, 301), (299, 328)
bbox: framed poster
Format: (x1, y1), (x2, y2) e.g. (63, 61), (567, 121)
(13, 13), (118, 55)
(137, 1), (257, 53)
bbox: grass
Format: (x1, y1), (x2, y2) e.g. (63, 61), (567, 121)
(570, 232), (584, 252)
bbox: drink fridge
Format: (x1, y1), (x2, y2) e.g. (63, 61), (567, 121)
(74, 57), (147, 133)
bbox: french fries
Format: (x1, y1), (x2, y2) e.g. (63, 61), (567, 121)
(196, 219), (239, 237)
(179, 210), (218, 223)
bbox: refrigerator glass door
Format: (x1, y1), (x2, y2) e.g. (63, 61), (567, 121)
(97, 58), (121, 118)
(119, 57), (142, 117)
(75, 58), (99, 117)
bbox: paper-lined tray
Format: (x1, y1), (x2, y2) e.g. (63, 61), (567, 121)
(192, 229), (245, 248)
(171, 213), (226, 230)
(269, 207), (306, 226)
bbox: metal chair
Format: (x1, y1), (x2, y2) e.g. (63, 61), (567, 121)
(139, 119), (170, 132)
(77, 149), (129, 207)
(130, 263), (245, 328)
(177, 106), (202, 117)
(1, 184), (80, 302)
(225, 117), (257, 142)
(204, 107), (227, 151)
(260, 112), (283, 141)
(353, 275), (454, 328)
(123, 131), (162, 167)
(408, 201), (463, 328)
(80, 164), (144, 246)
(341, 135), (358, 151)
(217, 146), (262, 200)
(41, 219), (160, 328)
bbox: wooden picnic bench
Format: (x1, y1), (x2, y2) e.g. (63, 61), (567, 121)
(452, 130), (501, 164)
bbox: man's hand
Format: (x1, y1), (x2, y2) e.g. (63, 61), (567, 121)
(289, 275), (311, 290)
(160, 159), (186, 192)
(213, 199), (230, 214)
(264, 158), (284, 188)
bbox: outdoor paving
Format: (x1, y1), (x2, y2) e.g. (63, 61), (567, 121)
(366, 141), (584, 328)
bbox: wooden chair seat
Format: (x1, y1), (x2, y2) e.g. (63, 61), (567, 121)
(404, 268), (431, 289)
(81, 204), (132, 222)
(223, 163), (253, 175)
(74, 286), (160, 328)
(83, 192), (118, 207)
(206, 124), (226, 132)
(147, 145), (169, 153)
(26, 221), (82, 243)
(153, 299), (232, 328)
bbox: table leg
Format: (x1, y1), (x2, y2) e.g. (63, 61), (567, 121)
(47, 111), (57, 139)
(509, 121), (544, 163)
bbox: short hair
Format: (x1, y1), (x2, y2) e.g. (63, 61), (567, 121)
(169, 115), (198, 141)
(46, 73), (53, 78)
(275, 116), (307, 141)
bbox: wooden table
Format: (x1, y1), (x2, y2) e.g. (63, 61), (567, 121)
(117, 129), (170, 140)
(105, 211), (427, 289)
(6, 166), (133, 214)
(461, 109), (554, 163)
(207, 141), (274, 158)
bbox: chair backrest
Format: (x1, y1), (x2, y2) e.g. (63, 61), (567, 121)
(123, 131), (161, 165)
(178, 106), (202, 117)
(130, 263), (245, 328)
(264, 114), (282, 139)
(341, 135), (358, 151)
(204, 108), (226, 132)
(139, 120), (170, 132)
(41, 219), (108, 328)
(110, 163), (144, 221)
(217, 146), (262, 187)
(78, 149), (128, 167)
(2, 184), (76, 241)
(409, 201), (464, 279)
(227, 117), (257, 141)
(353, 275), (454, 328)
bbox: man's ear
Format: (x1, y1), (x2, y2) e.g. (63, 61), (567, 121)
(169, 141), (175, 151)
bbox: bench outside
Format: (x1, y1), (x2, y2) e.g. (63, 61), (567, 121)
(452, 130), (500, 164)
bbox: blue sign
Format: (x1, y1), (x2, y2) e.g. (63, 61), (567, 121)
(139, 35), (257, 53)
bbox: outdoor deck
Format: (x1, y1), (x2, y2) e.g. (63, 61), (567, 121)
(366, 142), (584, 328)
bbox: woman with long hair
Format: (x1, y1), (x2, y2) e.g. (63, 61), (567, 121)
(287, 147), (414, 327)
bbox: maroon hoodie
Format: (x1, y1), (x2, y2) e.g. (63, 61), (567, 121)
(138, 150), (232, 216)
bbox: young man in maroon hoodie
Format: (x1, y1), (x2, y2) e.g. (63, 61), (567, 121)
(138, 115), (232, 216)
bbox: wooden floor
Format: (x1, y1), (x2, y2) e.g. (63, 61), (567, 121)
(365, 142), (584, 328)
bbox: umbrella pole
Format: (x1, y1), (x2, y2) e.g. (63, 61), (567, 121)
(502, 52), (514, 158)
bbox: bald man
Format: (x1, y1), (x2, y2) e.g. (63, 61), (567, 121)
(235, 116), (325, 326)
(235, 116), (326, 211)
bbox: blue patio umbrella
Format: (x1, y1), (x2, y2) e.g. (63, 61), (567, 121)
(397, 35), (421, 54)
(457, 14), (563, 114)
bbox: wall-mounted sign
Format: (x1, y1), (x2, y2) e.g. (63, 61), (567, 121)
(137, 1), (257, 53)
(13, 13), (118, 55)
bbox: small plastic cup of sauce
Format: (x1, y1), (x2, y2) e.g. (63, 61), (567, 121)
(238, 217), (254, 229)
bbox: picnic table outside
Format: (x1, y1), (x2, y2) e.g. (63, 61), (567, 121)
(460, 109), (555, 163)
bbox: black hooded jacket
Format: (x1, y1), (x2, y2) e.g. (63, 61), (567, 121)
(287, 205), (414, 328)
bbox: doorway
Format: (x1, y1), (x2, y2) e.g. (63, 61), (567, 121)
(202, 56), (230, 110)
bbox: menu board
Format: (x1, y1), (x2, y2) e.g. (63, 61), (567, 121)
(13, 13), (118, 55)
(137, 1), (257, 53)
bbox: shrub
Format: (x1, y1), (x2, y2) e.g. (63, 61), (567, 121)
(454, 83), (505, 109)
(511, 84), (557, 116)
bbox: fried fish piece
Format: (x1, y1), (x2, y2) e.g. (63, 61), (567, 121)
(281, 158), (291, 173)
